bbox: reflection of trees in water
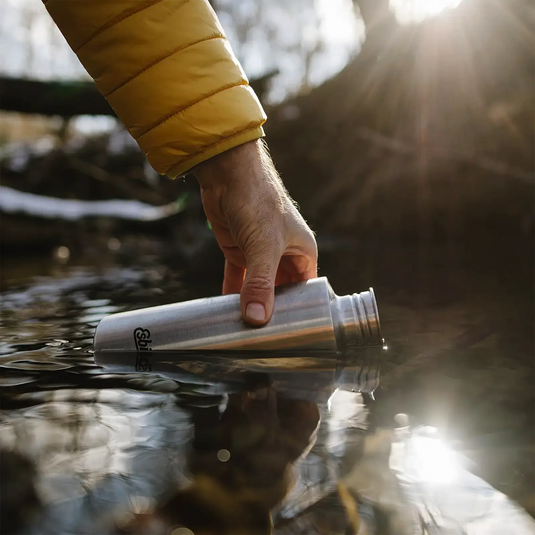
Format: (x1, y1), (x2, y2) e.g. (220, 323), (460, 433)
(0, 357), (380, 534)
(3, 383), (535, 534)
(0, 388), (193, 534)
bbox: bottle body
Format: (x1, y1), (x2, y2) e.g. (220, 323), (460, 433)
(93, 277), (381, 353)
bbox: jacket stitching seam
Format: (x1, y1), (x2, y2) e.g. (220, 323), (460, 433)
(163, 124), (264, 175)
(105, 34), (225, 98)
(74, 0), (164, 54)
(137, 81), (248, 138)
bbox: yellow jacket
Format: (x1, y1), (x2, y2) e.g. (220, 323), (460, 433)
(42, 0), (267, 178)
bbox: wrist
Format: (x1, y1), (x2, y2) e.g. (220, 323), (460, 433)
(194, 140), (261, 190)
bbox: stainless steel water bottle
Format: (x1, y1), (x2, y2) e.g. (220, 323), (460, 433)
(93, 277), (381, 353)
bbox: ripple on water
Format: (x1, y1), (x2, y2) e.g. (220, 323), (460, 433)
(0, 375), (38, 387)
(0, 358), (73, 372)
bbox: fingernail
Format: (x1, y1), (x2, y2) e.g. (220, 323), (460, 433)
(245, 302), (266, 322)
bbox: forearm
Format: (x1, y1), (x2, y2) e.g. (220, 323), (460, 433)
(42, 0), (266, 177)
(194, 140), (283, 193)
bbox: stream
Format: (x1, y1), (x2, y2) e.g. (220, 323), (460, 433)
(1, 244), (534, 534)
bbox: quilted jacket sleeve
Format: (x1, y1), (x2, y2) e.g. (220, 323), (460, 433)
(42, 0), (267, 178)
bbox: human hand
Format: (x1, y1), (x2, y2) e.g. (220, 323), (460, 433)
(194, 140), (317, 326)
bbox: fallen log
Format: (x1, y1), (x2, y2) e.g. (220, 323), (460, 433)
(0, 77), (116, 118)
(0, 71), (278, 118)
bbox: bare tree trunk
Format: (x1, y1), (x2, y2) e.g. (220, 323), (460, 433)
(265, 0), (533, 240)
(352, 0), (396, 34)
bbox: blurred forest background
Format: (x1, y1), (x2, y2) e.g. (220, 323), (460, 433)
(0, 0), (533, 268)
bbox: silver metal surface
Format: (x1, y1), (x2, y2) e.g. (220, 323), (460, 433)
(93, 277), (381, 353)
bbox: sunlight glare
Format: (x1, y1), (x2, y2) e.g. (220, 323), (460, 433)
(316, 0), (362, 46)
(390, 0), (463, 24)
(411, 435), (459, 483)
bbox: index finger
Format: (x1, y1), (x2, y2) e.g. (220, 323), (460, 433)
(222, 260), (245, 295)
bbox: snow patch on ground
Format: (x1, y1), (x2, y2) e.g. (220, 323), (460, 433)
(0, 186), (181, 221)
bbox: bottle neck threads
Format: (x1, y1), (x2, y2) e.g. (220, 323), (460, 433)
(334, 288), (381, 352)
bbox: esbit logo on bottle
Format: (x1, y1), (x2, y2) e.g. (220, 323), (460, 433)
(133, 327), (152, 371)
(134, 327), (152, 351)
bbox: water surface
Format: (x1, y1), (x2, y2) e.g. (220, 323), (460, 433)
(1, 247), (534, 534)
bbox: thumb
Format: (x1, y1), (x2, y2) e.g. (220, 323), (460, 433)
(241, 240), (281, 326)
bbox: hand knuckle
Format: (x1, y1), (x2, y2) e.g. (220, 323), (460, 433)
(244, 274), (273, 292)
